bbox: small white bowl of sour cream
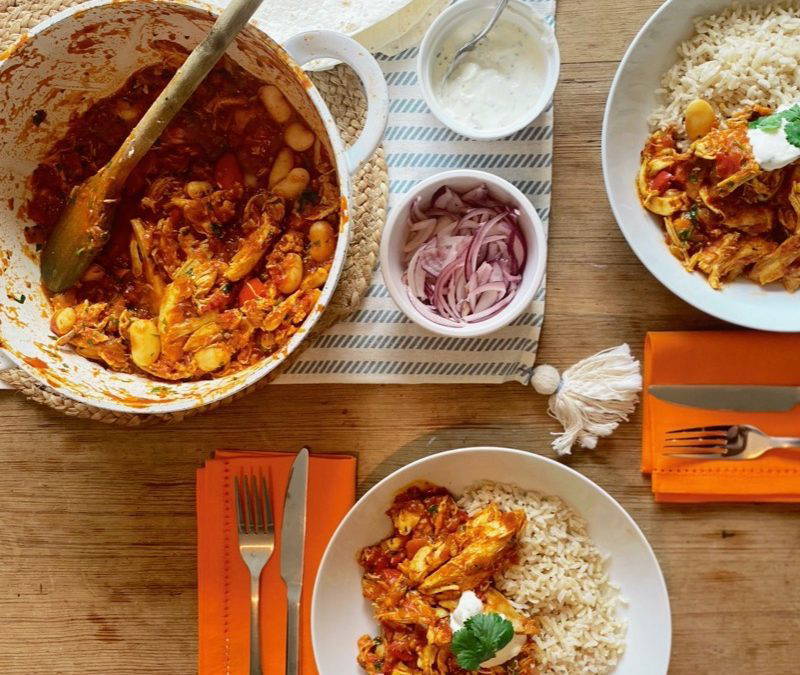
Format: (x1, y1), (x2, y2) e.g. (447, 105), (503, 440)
(418, 0), (559, 140)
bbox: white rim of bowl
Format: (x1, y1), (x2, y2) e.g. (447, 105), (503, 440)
(417, 0), (560, 141)
(379, 169), (547, 337)
(311, 445), (672, 671)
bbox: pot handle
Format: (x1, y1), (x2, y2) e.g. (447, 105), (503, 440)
(282, 31), (388, 174)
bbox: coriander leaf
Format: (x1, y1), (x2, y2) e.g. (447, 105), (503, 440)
(785, 120), (800, 149)
(451, 630), (485, 670)
(467, 613), (514, 654)
(749, 104), (800, 133)
(451, 613), (514, 670)
(749, 114), (783, 132)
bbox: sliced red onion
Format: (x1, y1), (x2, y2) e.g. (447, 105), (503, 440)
(400, 183), (528, 327)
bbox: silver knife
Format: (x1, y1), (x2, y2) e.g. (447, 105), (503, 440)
(280, 447), (309, 675)
(649, 385), (800, 412)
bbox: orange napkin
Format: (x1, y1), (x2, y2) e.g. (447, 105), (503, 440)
(643, 331), (800, 502)
(197, 450), (356, 674)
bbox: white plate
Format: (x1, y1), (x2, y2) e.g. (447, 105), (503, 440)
(602, 0), (800, 332)
(312, 447), (671, 674)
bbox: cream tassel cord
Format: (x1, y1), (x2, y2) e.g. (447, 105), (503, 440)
(529, 344), (642, 456)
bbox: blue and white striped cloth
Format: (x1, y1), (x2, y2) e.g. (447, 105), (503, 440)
(281, 0), (555, 384)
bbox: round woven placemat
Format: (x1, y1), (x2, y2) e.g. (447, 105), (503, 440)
(0, 0), (388, 425)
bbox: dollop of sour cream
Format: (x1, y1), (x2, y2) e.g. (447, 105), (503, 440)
(746, 104), (800, 171)
(449, 590), (484, 633)
(432, 14), (547, 132)
(449, 591), (527, 668)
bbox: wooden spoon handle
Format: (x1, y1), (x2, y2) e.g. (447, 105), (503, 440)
(111, 0), (265, 177)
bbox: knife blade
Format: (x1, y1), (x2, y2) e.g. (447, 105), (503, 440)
(281, 447), (309, 675)
(649, 385), (800, 412)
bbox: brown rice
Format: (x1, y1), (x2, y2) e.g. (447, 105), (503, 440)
(650, 2), (800, 132)
(459, 482), (626, 675)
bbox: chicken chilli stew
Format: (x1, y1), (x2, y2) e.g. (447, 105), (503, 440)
(26, 57), (339, 381)
(638, 102), (800, 292)
(357, 482), (539, 674)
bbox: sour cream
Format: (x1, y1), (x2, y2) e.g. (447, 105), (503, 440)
(449, 590), (484, 633)
(746, 104), (800, 171)
(432, 14), (547, 132)
(449, 591), (527, 668)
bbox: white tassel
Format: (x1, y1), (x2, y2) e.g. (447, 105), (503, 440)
(530, 344), (642, 456)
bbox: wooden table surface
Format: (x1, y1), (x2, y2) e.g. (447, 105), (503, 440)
(2, 1), (799, 673)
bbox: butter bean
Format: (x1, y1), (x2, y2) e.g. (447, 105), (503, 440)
(52, 307), (77, 335)
(308, 221), (335, 262)
(194, 344), (231, 373)
(268, 148), (294, 187)
(685, 99), (716, 141)
(272, 168), (310, 200)
(278, 253), (303, 294)
(284, 122), (315, 152)
(129, 319), (161, 368)
(259, 85), (292, 124)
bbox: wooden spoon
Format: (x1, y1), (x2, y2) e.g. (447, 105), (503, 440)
(41, 0), (266, 293)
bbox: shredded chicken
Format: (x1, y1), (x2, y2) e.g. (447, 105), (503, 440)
(639, 103), (800, 292)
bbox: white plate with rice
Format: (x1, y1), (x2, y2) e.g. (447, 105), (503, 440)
(312, 447), (671, 674)
(603, 0), (800, 331)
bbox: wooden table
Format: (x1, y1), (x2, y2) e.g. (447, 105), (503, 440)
(1, 1), (799, 673)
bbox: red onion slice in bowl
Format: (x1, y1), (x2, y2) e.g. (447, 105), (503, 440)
(400, 183), (528, 327)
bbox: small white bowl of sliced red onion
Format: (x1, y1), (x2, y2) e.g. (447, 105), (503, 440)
(380, 170), (546, 337)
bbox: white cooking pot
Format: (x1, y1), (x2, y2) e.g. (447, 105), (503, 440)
(0, 0), (388, 414)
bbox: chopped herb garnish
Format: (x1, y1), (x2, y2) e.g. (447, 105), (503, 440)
(222, 282), (233, 294)
(427, 504), (439, 514)
(9, 293), (25, 304)
(451, 613), (514, 670)
(749, 104), (800, 148)
(687, 204), (698, 223)
(678, 227), (694, 243)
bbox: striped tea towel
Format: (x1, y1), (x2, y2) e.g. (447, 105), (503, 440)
(281, 0), (555, 384)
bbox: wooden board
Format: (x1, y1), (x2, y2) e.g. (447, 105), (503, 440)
(1, 1), (799, 673)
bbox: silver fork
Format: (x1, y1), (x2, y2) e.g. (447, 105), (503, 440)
(234, 474), (275, 675)
(664, 424), (800, 460)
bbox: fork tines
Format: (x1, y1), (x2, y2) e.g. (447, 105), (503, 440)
(663, 425), (732, 455)
(234, 473), (274, 535)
